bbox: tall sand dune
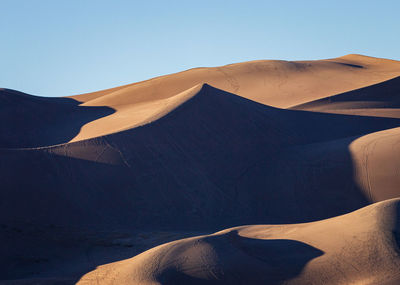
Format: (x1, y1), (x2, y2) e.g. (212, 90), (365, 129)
(1, 54), (400, 283)
(2, 54), (399, 148)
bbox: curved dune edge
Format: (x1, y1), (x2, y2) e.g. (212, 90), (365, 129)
(70, 84), (203, 142)
(1, 54), (399, 148)
(77, 199), (400, 285)
(1, 55), (400, 283)
(350, 126), (400, 202)
(290, 75), (400, 119)
(66, 54), (400, 143)
(72, 54), (400, 109)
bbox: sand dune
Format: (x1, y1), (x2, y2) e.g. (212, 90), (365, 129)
(0, 88), (114, 148)
(2, 54), (399, 148)
(3, 84), (400, 231)
(292, 76), (400, 117)
(77, 198), (400, 285)
(73, 54), (400, 109)
(70, 84), (202, 142)
(68, 54), (400, 143)
(1, 54), (400, 283)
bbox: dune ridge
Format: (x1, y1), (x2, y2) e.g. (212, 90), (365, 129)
(78, 198), (400, 285)
(66, 54), (400, 144)
(2, 54), (400, 283)
(70, 84), (203, 142)
(2, 55), (400, 148)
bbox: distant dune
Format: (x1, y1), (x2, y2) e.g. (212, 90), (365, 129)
(1, 54), (400, 284)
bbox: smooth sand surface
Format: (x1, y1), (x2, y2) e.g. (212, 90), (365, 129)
(1, 54), (399, 147)
(69, 54), (400, 143)
(77, 199), (400, 285)
(1, 54), (400, 284)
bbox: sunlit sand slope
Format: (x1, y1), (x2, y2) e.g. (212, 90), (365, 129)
(69, 54), (400, 142)
(1, 54), (399, 148)
(3, 84), (400, 234)
(78, 199), (400, 285)
(2, 55), (400, 283)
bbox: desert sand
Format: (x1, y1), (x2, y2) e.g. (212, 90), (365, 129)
(78, 199), (400, 285)
(1, 54), (400, 284)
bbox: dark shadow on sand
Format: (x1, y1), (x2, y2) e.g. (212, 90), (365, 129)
(292, 76), (400, 109)
(0, 88), (115, 148)
(1, 80), (400, 282)
(157, 233), (324, 285)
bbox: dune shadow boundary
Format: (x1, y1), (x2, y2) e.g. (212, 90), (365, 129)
(0, 88), (115, 148)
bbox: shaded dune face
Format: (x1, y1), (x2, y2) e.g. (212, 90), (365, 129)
(65, 54), (400, 143)
(2, 55), (400, 283)
(2, 55), (399, 148)
(0, 89), (115, 148)
(72, 54), (400, 109)
(3, 84), (400, 232)
(292, 76), (400, 115)
(77, 199), (400, 285)
(129, 237), (324, 285)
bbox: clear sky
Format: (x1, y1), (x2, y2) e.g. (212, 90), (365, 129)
(1, 0), (399, 97)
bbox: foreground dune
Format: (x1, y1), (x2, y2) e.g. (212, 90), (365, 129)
(78, 198), (400, 285)
(1, 54), (400, 283)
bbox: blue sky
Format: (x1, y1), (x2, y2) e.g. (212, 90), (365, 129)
(1, 0), (399, 97)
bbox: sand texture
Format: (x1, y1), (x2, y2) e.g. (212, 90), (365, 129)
(1, 54), (400, 284)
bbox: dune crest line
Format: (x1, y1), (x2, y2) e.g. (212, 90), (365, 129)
(2, 54), (400, 284)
